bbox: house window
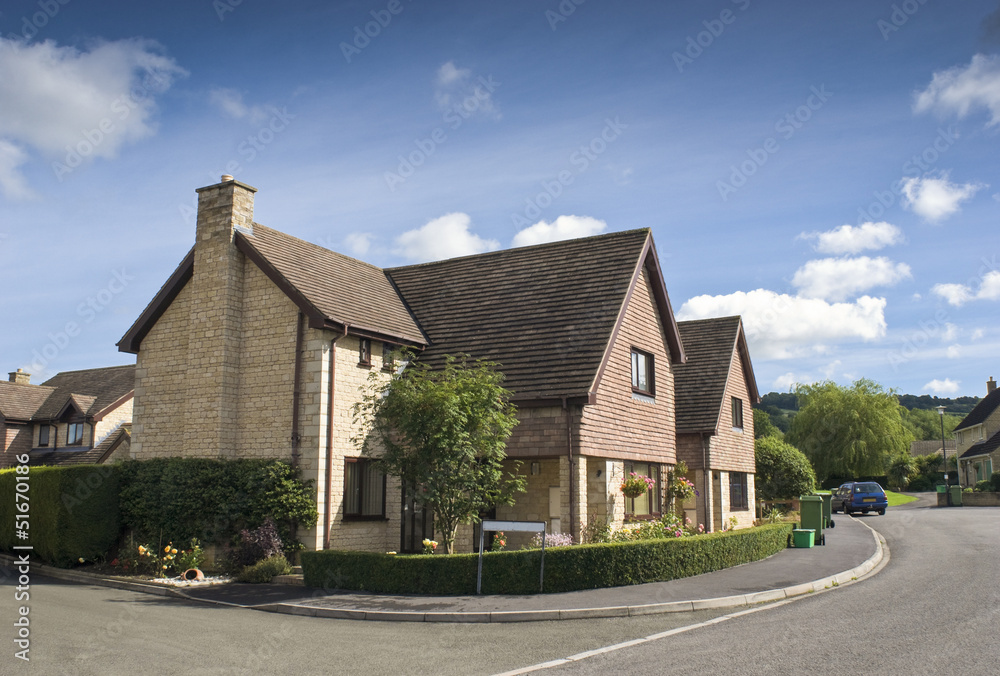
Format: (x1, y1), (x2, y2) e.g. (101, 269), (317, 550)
(382, 343), (395, 372)
(344, 458), (385, 519)
(624, 462), (660, 518)
(67, 423), (84, 446)
(630, 348), (654, 396)
(38, 425), (50, 447)
(358, 338), (371, 367)
(729, 472), (749, 511)
(731, 397), (744, 430)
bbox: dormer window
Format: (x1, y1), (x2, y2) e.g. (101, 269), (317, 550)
(67, 423), (84, 446)
(38, 425), (50, 447)
(631, 348), (654, 396)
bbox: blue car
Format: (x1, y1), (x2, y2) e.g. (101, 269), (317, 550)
(832, 481), (888, 516)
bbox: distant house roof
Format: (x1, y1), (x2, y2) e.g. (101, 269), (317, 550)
(910, 439), (957, 457)
(954, 388), (1000, 432)
(0, 365), (134, 423)
(30, 423), (131, 466)
(673, 316), (760, 433)
(386, 229), (685, 402)
(0, 381), (56, 422)
(959, 430), (1000, 460)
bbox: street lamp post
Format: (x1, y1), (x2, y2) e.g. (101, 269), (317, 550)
(936, 405), (949, 506)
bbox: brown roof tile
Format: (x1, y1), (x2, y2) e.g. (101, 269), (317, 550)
(386, 230), (655, 400)
(0, 381), (55, 421)
(35, 365), (135, 420)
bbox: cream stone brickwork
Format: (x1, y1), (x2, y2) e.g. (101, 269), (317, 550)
(94, 398), (133, 446)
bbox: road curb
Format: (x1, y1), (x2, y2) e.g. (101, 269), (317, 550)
(1, 522), (886, 624)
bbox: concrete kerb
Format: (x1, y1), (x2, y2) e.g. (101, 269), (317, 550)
(0, 521), (886, 623)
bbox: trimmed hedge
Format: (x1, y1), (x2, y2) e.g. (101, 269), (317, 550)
(0, 465), (120, 567)
(302, 523), (792, 595)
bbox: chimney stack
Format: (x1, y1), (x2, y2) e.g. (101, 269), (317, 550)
(989, 377), (997, 394)
(8, 368), (30, 385)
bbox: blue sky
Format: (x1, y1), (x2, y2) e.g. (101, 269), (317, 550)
(1, 0), (998, 399)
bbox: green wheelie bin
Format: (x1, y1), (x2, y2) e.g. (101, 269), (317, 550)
(819, 492), (834, 529)
(799, 494), (825, 545)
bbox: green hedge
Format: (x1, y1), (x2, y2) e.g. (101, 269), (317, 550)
(117, 458), (317, 554)
(302, 523), (792, 595)
(0, 465), (120, 567)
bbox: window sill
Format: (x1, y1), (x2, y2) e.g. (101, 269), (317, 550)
(342, 515), (388, 522)
(732, 426), (743, 433)
(631, 392), (655, 404)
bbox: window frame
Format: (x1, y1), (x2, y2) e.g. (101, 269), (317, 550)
(630, 347), (655, 397)
(358, 338), (372, 367)
(624, 462), (661, 519)
(38, 424), (50, 447)
(729, 471), (749, 511)
(381, 342), (395, 372)
(66, 422), (85, 446)
(343, 457), (386, 521)
(731, 397), (744, 431)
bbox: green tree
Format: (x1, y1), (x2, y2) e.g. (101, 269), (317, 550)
(754, 436), (816, 501)
(786, 379), (913, 482)
(352, 353), (526, 554)
(900, 407), (961, 441)
(886, 455), (916, 490)
(753, 408), (783, 439)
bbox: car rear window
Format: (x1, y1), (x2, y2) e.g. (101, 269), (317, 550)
(854, 483), (883, 494)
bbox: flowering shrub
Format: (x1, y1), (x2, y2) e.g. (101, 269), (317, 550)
(612, 511), (703, 542)
(175, 538), (206, 572)
(490, 532), (506, 552)
(421, 538), (438, 555)
(621, 472), (656, 498)
(528, 532), (574, 548)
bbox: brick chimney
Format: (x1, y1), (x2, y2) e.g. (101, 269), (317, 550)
(989, 377), (997, 395)
(8, 369), (30, 385)
(186, 175), (257, 457)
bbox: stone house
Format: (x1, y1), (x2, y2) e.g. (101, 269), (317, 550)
(118, 176), (758, 552)
(673, 317), (759, 531)
(0, 365), (134, 468)
(955, 377), (999, 487)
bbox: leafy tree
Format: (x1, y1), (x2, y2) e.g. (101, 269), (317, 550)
(753, 408), (783, 439)
(886, 455), (916, 490)
(352, 353), (526, 554)
(785, 379), (914, 482)
(901, 407), (961, 441)
(754, 436), (816, 501)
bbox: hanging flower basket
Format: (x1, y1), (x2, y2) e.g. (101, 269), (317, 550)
(621, 473), (655, 499)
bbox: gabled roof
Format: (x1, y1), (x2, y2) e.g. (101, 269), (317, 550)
(386, 229), (685, 402)
(959, 429), (1000, 459)
(34, 365), (135, 420)
(673, 316), (760, 433)
(954, 388), (1000, 432)
(118, 225), (426, 353)
(0, 381), (55, 422)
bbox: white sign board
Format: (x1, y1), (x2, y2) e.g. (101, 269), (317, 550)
(476, 520), (548, 594)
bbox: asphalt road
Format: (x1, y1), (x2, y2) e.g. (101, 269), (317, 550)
(2, 497), (996, 675)
(532, 495), (1000, 675)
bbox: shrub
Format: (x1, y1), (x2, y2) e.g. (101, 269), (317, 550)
(991, 472), (1000, 492)
(302, 523), (792, 595)
(580, 516), (611, 544)
(973, 480), (993, 492)
(754, 437), (816, 501)
(235, 554), (292, 583)
(907, 476), (932, 491)
(227, 518), (284, 572)
(886, 455), (915, 490)
(0, 465), (120, 567)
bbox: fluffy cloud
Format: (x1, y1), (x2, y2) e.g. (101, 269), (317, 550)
(791, 256), (912, 302)
(343, 232), (372, 257)
(394, 213), (500, 263)
(512, 215), (607, 248)
(0, 37), (185, 196)
(0, 139), (32, 199)
(931, 271), (1000, 306)
(901, 174), (983, 222)
(946, 344), (962, 359)
(433, 61), (500, 120)
(799, 222), (903, 255)
(923, 378), (961, 394)
(914, 53), (1000, 126)
(208, 88), (267, 123)
(677, 290), (887, 359)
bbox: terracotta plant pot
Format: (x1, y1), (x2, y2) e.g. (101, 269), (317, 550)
(181, 568), (205, 581)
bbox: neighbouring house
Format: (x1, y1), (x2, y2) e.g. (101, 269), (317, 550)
(955, 377), (999, 487)
(0, 365), (134, 468)
(673, 317), (759, 531)
(909, 439), (957, 458)
(118, 176), (758, 553)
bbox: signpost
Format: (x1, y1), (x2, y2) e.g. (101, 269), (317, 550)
(476, 520), (547, 594)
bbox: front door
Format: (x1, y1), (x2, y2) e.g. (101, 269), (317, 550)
(400, 486), (434, 553)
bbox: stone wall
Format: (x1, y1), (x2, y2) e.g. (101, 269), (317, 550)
(94, 399), (133, 447)
(959, 492), (1000, 507)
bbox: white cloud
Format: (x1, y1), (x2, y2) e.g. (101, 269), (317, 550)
(821, 360), (842, 379)
(946, 344), (962, 359)
(971, 328), (985, 340)
(0, 37), (185, 195)
(901, 174), (984, 222)
(433, 61), (499, 120)
(931, 271), (1000, 306)
(942, 323), (959, 342)
(436, 61), (469, 87)
(791, 256), (912, 302)
(344, 232), (372, 257)
(394, 213), (500, 263)
(0, 139), (33, 199)
(678, 290), (887, 359)
(923, 378), (961, 394)
(208, 87), (267, 123)
(799, 222), (903, 255)
(914, 53), (1000, 126)
(773, 372), (803, 390)
(512, 215), (607, 248)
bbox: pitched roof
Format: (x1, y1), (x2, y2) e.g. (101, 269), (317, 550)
(30, 423), (131, 466)
(0, 381), (55, 421)
(236, 225), (425, 344)
(954, 387), (1000, 432)
(34, 365), (135, 420)
(959, 429), (1000, 459)
(673, 316), (759, 433)
(386, 229), (684, 401)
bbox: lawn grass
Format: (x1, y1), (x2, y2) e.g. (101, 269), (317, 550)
(886, 490), (919, 507)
